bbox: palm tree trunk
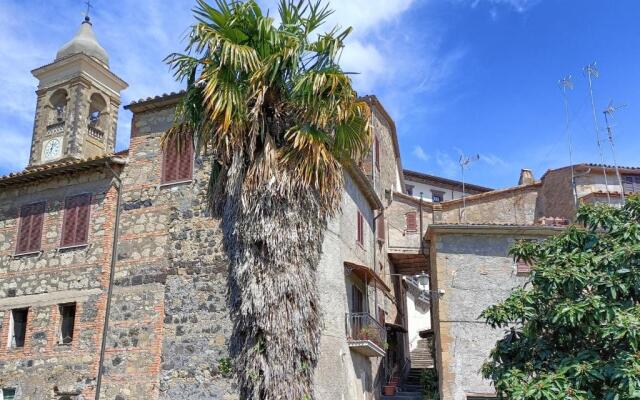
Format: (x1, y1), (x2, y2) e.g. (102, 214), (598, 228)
(223, 152), (325, 399)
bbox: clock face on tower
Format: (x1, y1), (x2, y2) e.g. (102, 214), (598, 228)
(42, 137), (62, 161)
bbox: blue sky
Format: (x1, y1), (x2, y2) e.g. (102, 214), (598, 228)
(1, 0), (639, 189)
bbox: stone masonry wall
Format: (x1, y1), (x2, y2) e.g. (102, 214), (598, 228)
(0, 170), (118, 399)
(99, 105), (236, 400)
(431, 232), (548, 400)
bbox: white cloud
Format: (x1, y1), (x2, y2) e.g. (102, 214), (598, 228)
(480, 153), (509, 168)
(413, 145), (431, 162)
(468, 0), (541, 13)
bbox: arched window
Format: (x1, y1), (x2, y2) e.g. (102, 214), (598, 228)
(88, 93), (107, 128)
(49, 89), (68, 123)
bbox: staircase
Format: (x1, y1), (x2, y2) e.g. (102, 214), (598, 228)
(410, 338), (434, 368)
(381, 368), (425, 400)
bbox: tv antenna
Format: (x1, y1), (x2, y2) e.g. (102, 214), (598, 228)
(603, 100), (627, 204)
(459, 153), (480, 222)
(558, 75), (577, 206)
(584, 62), (611, 204)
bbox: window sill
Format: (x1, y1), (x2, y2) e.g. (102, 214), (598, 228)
(57, 244), (88, 252)
(12, 250), (41, 258)
(159, 179), (193, 189)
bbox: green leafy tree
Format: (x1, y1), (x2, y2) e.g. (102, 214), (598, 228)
(481, 196), (640, 399)
(164, 1), (370, 399)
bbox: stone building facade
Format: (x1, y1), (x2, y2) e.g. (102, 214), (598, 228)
(0, 17), (414, 400)
(2, 13), (640, 400)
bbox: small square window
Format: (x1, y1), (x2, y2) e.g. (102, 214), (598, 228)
(2, 388), (16, 400)
(58, 303), (76, 345)
(431, 191), (444, 203)
(8, 308), (28, 348)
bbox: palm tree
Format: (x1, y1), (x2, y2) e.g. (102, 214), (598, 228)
(164, 1), (371, 398)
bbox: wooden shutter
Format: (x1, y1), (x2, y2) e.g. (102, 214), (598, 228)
(516, 260), (531, 275)
(357, 211), (364, 245)
(61, 194), (91, 247)
(376, 214), (385, 242)
(162, 134), (193, 183)
(16, 202), (45, 254)
(162, 142), (179, 183)
(177, 139), (194, 181)
(405, 211), (417, 232)
(623, 176), (634, 194)
(374, 137), (380, 170)
(377, 307), (385, 325)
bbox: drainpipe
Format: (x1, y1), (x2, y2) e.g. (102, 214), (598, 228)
(95, 161), (124, 399)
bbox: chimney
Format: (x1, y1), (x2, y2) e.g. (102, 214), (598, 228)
(518, 169), (535, 185)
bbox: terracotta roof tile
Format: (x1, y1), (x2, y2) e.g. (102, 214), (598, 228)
(0, 152), (128, 187)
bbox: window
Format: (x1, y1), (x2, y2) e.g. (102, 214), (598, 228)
(61, 194), (91, 247)
(356, 211), (364, 246)
(623, 175), (640, 194)
(16, 202), (45, 254)
(406, 185), (414, 196)
(432, 191), (444, 203)
(351, 285), (364, 313)
(58, 303), (76, 345)
(376, 214), (385, 242)
(162, 134), (194, 184)
(8, 308), (28, 348)
(374, 137), (380, 170)
(1, 388), (16, 400)
(377, 307), (386, 325)
(405, 211), (417, 232)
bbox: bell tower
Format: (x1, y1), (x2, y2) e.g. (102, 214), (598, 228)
(28, 16), (128, 167)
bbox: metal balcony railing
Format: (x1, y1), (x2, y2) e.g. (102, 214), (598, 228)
(346, 312), (387, 348)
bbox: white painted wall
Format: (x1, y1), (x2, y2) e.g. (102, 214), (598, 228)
(405, 283), (431, 351)
(404, 179), (466, 202)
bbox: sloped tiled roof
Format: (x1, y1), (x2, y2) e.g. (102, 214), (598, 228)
(0, 151), (128, 188)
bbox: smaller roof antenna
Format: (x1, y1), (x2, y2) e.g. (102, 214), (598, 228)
(558, 75), (577, 206)
(603, 100), (627, 204)
(459, 152), (480, 223)
(84, 0), (93, 22)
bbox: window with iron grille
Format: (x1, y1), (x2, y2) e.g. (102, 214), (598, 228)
(61, 193), (91, 247)
(58, 303), (76, 345)
(16, 202), (45, 254)
(162, 134), (194, 184)
(1, 388), (16, 400)
(8, 308), (28, 348)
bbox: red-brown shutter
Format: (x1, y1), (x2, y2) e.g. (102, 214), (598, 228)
(162, 134), (193, 184)
(162, 142), (179, 183)
(405, 211), (417, 232)
(74, 194), (91, 244)
(357, 211), (364, 245)
(61, 194), (91, 247)
(376, 214), (385, 241)
(374, 137), (380, 170)
(177, 139), (194, 181)
(16, 202), (45, 254)
(516, 260), (532, 275)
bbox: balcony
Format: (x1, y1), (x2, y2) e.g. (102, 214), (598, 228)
(346, 312), (386, 357)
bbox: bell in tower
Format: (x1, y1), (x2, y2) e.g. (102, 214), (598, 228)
(28, 16), (128, 167)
